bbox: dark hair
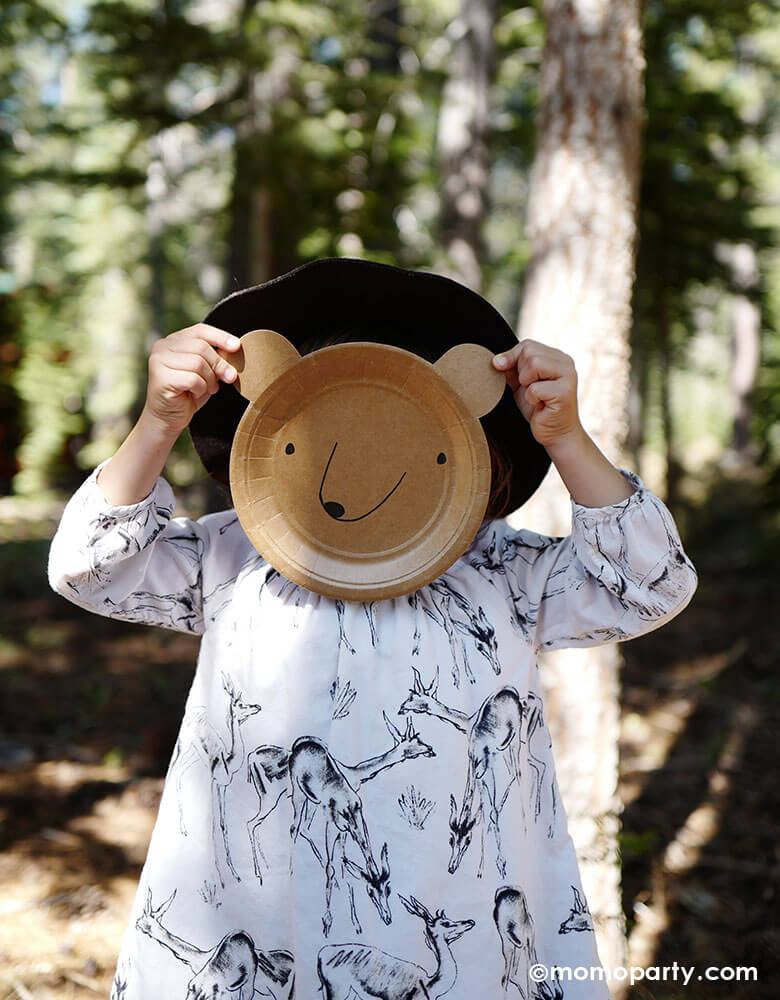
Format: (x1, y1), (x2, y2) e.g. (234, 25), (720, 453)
(484, 432), (513, 520)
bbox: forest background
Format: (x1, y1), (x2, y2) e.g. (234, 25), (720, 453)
(0, 0), (778, 998)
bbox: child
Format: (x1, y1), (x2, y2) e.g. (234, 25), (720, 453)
(48, 258), (697, 1000)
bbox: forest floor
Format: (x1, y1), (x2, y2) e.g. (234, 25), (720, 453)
(0, 465), (777, 1000)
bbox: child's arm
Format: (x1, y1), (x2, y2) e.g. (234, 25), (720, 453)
(97, 324), (241, 504)
(489, 340), (697, 649)
(493, 339), (635, 508)
(48, 324), (242, 634)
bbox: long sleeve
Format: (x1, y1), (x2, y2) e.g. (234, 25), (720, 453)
(47, 457), (209, 635)
(484, 470), (698, 652)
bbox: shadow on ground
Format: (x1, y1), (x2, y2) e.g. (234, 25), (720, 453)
(0, 535), (198, 998)
(0, 466), (778, 998)
(619, 468), (780, 999)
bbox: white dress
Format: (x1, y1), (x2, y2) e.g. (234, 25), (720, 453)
(47, 458), (697, 1000)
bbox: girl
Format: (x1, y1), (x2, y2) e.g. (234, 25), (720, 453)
(48, 258), (697, 1000)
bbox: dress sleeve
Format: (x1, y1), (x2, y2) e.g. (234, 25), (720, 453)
(492, 470), (698, 652)
(47, 457), (208, 635)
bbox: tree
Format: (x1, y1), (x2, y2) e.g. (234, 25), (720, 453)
(436, 0), (496, 291)
(631, 0), (775, 502)
(6, 0), (423, 495)
(515, 0), (645, 981)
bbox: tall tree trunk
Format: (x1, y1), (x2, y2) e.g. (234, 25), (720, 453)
(627, 314), (647, 473)
(515, 0), (644, 986)
(627, 267), (648, 474)
(437, 0), (496, 291)
(227, 94), (275, 291)
(226, 18), (300, 293)
(656, 278), (680, 506)
(228, 131), (275, 291)
(727, 243), (760, 463)
(369, 0), (401, 72)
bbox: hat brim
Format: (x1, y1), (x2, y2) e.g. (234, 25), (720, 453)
(189, 258), (551, 515)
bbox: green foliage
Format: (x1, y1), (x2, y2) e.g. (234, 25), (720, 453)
(633, 0), (779, 478)
(619, 828), (660, 859)
(2, 0), (779, 499)
(638, 0), (774, 302)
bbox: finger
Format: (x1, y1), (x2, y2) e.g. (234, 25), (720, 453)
(160, 351), (220, 392)
(524, 378), (567, 405)
(492, 338), (556, 367)
(492, 345), (522, 393)
(161, 365), (211, 398)
(182, 324), (243, 353)
(168, 339), (238, 384)
(515, 378), (566, 420)
(515, 345), (574, 388)
(493, 339), (565, 385)
(492, 341), (524, 372)
(211, 350), (239, 383)
(514, 386), (536, 425)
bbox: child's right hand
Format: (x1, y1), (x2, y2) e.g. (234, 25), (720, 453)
(143, 324), (243, 435)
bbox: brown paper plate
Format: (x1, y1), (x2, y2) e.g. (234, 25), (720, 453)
(229, 341), (495, 601)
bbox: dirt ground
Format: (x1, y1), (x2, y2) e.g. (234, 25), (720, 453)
(0, 472), (778, 999)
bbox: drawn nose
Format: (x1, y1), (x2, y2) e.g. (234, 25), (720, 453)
(324, 500), (345, 519)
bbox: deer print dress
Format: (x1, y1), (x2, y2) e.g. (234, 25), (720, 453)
(48, 458), (697, 1000)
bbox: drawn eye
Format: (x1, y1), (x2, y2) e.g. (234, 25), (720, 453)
(437, 452), (447, 465)
(285, 442), (295, 455)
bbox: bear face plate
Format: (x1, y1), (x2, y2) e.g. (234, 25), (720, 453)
(224, 334), (505, 601)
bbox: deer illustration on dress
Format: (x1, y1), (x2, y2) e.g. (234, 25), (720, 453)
(81, 513), (203, 630)
(423, 578), (501, 686)
(109, 966), (128, 1000)
(86, 511), (150, 586)
(317, 892), (475, 1000)
(289, 736), (387, 939)
(558, 885), (594, 934)
(450, 686), (524, 878)
(401, 667), (558, 841)
(335, 599), (357, 654)
(494, 886), (564, 999)
(399, 666), (531, 878)
(170, 672), (262, 887)
(136, 887), (295, 999)
(468, 529), (555, 640)
(246, 713), (434, 935)
(522, 691), (558, 839)
(102, 586), (203, 632)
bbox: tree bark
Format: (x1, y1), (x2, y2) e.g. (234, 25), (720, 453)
(514, 0), (644, 986)
(627, 286), (647, 473)
(436, 0), (496, 291)
(727, 243), (760, 463)
(369, 0), (402, 72)
(656, 278), (680, 506)
(227, 30), (300, 292)
(227, 83), (276, 292)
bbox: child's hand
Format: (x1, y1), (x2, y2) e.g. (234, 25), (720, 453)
(493, 339), (636, 506)
(492, 340), (583, 449)
(143, 324), (242, 435)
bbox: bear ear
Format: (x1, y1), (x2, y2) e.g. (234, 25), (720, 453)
(217, 329), (301, 401)
(433, 343), (506, 418)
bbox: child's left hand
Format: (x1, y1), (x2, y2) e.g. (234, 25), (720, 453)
(492, 340), (583, 449)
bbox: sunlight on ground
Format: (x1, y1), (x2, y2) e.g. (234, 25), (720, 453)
(0, 767), (159, 999)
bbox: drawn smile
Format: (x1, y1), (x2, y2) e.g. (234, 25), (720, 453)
(319, 442), (407, 522)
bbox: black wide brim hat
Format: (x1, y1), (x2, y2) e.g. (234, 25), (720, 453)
(189, 257), (551, 516)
